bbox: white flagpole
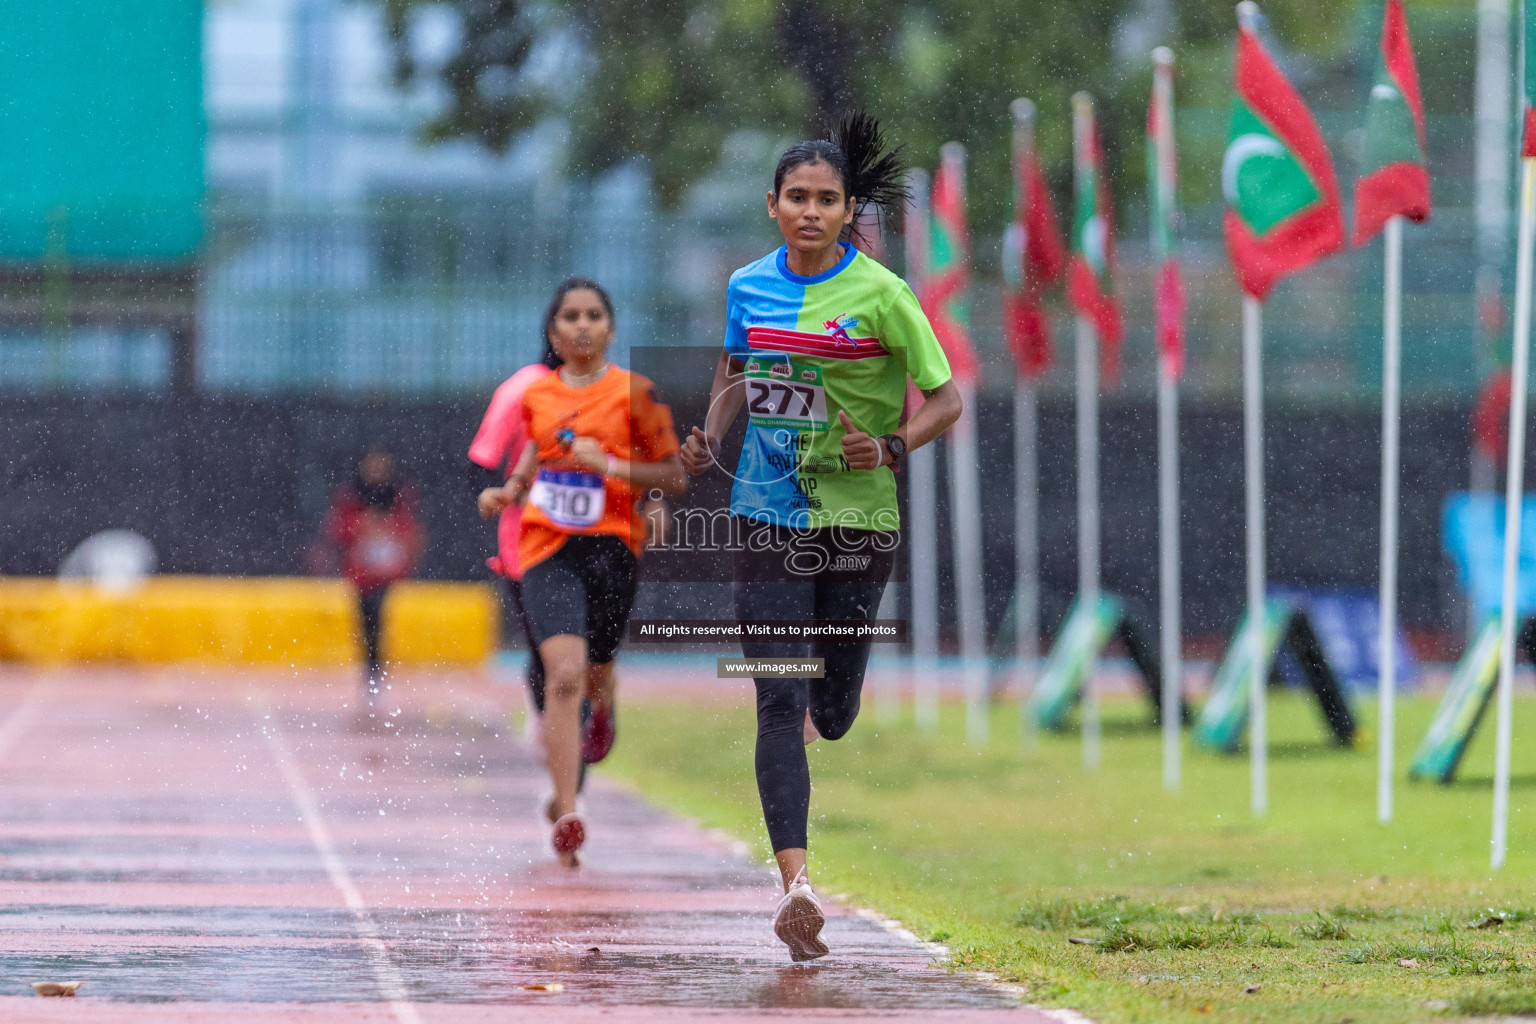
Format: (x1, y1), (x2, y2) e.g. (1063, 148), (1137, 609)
(1011, 98), (1042, 749)
(1493, 155), (1535, 869)
(1072, 95), (1103, 770)
(905, 169), (940, 734)
(1016, 384), (1040, 741)
(909, 437), (940, 733)
(1474, 0), (1512, 503)
(861, 192), (895, 726)
(1378, 215), (1404, 824)
(1243, 294), (1268, 816)
(940, 144), (990, 747)
(1157, 361), (1181, 788)
(1152, 47), (1182, 791)
(1076, 311), (1102, 770)
(948, 376), (990, 745)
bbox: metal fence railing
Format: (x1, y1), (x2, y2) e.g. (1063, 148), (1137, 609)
(0, 130), (1500, 406)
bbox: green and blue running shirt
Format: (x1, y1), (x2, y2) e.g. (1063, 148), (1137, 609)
(723, 243), (952, 530)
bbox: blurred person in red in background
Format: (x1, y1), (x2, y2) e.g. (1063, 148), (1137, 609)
(320, 448), (424, 713)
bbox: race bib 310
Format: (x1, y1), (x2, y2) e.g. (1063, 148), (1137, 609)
(529, 468), (606, 529)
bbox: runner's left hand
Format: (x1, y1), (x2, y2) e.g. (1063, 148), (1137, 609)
(838, 410), (885, 470)
(570, 437), (609, 474)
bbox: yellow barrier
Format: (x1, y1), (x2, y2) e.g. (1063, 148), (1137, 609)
(0, 577), (498, 666)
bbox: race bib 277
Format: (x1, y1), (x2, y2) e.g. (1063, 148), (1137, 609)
(743, 359), (828, 431)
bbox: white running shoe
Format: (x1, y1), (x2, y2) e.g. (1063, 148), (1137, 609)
(773, 869), (829, 962)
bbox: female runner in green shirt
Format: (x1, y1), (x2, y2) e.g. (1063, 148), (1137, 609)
(680, 113), (961, 961)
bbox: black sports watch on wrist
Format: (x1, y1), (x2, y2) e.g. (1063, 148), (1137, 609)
(878, 433), (907, 466)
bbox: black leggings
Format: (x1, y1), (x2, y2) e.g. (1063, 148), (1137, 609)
(732, 518), (897, 853)
(359, 587), (387, 687)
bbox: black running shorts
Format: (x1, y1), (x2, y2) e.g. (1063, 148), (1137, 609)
(520, 535), (638, 664)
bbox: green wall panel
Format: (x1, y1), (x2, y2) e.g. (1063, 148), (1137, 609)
(0, 0), (204, 263)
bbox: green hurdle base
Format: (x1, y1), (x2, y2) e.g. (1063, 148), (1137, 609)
(1193, 599), (1356, 753)
(1408, 616), (1536, 784)
(1030, 593), (1183, 731)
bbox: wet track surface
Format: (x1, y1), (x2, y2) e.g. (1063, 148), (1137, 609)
(0, 668), (1048, 1022)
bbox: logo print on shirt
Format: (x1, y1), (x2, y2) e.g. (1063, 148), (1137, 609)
(556, 411), (580, 450)
(823, 313), (861, 347)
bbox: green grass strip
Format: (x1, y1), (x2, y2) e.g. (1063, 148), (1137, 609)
(598, 691), (1536, 1023)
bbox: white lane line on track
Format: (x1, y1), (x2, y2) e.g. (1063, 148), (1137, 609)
(0, 682), (50, 763)
(261, 716), (424, 1024)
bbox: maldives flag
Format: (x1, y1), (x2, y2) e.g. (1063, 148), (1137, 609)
(1525, 0), (1536, 156)
(1223, 13), (1345, 300)
(925, 142), (981, 384)
(1002, 126), (1065, 381)
(1353, 0), (1431, 244)
(1066, 93), (1123, 378)
(1148, 51), (1186, 381)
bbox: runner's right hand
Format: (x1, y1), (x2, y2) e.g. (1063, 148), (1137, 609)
(478, 486), (511, 518)
(680, 427), (719, 475)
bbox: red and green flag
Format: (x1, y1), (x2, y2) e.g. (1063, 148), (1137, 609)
(1148, 52), (1186, 381)
(1066, 94), (1123, 379)
(925, 142), (980, 384)
(1526, 0), (1536, 157)
(1222, 12), (1345, 300)
(1002, 123), (1065, 381)
(1469, 1), (1536, 441)
(1353, 0), (1431, 244)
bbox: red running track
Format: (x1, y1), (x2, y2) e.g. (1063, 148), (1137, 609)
(0, 667), (1056, 1023)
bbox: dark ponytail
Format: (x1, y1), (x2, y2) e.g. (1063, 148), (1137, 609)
(831, 112), (908, 214)
(773, 111), (908, 241)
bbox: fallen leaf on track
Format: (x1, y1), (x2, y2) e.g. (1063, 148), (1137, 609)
(31, 982), (81, 997)
(523, 983), (565, 993)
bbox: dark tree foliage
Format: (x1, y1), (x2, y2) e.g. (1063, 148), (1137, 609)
(384, 0), (540, 149)
(381, 0), (1354, 232)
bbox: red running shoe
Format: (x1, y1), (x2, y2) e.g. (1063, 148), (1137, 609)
(551, 812), (585, 865)
(582, 702), (616, 764)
